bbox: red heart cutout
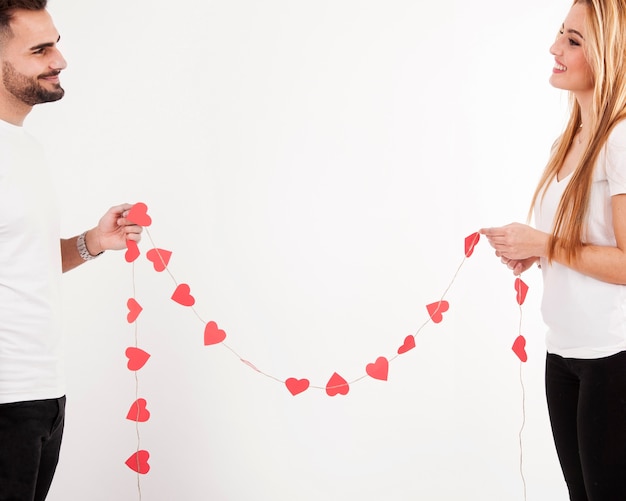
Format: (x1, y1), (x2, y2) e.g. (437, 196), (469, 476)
(125, 239), (140, 263)
(512, 335), (528, 362)
(171, 283), (195, 306)
(125, 450), (150, 474)
(515, 278), (529, 305)
(285, 378), (310, 396)
(204, 321), (226, 345)
(366, 357), (389, 381)
(127, 202), (152, 227)
(426, 300), (449, 323)
(397, 335), (416, 355)
(146, 248), (172, 272)
(126, 398), (150, 422)
(464, 232), (480, 257)
(125, 347), (151, 371)
(126, 298), (143, 323)
(326, 372), (349, 396)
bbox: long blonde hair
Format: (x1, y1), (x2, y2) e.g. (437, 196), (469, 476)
(530, 0), (626, 262)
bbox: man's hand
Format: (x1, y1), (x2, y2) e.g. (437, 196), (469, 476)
(85, 203), (143, 255)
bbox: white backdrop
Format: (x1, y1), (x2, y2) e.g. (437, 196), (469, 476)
(27, 0), (574, 499)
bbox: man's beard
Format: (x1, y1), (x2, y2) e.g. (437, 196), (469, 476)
(2, 61), (64, 106)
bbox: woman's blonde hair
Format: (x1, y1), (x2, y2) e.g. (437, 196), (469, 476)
(530, 0), (626, 261)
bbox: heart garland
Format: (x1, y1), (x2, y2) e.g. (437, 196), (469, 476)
(122, 205), (530, 479)
(124, 206), (154, 481)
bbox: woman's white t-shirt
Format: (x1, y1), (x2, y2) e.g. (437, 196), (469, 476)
(535, 121), (626, 359)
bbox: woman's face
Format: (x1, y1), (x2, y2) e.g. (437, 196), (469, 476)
(549, 2), (594, 96)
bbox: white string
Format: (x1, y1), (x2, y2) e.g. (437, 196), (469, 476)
(519, 361), (527, 501)
(516, 278), (527, 501)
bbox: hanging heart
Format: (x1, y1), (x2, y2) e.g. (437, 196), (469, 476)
(125, 239), (140, 263)
(426, 300), (449, 323)
(146, 248), (172, 272)
(512, 335), (528, 363)
(171, 283), (195, 307)
(125, 450), (150, 474)
(126, 298), (143, 323)
(125, 347), (151, 371)
(326, 372), (349, 397)
(464, 232), (480, 258)
(515, 278), (529, 306)
(204, 321), (226, 345)
(126, 398), (150, 422)
(366, 357), (389, 381)
(126, 202), (152, 227)
(285, 378), (310, 396)
(397, 335), (416, 355)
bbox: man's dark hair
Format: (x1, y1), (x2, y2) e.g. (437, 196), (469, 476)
(0, 0), (47, 37)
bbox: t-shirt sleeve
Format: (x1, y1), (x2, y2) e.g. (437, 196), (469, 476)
(606, 121), (626, 195)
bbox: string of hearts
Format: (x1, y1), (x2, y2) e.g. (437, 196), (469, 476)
(121, 202), (530, 495)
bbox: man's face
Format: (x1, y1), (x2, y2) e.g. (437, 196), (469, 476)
(0, 8), (67, 108)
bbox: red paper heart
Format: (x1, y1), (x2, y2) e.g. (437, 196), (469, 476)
(171, 283), (195, 306)
(515, 278), (529, 305)
(125, 450), (150, 474)
(512, 335), (528, 362)
(366, 357), (389, 381)
(285, 378), (310, 396)
(146, 248), (172, 272)
(397, 335), (416, 355)
(127, 202), (152, 227)
(426, 300), (449, 323)
(125, 239), (140, 263)
(204, 321), (226, 345)
(126, 398), (150, 422)
(326, 372), (349, 396)
(125, 347), (151, 371)
(464, 232), (480, 258)
(126, 298), (143, 323)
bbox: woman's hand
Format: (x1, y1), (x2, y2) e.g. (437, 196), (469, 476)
(497, 253), (539, 276)
(480, 223), (549, 260)
(479, 223), (548, 275)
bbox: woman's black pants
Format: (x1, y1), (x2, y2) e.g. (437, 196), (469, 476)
(546, 351), (626, 501)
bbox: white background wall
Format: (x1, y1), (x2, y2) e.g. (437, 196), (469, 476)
(29, 0), (575, 499)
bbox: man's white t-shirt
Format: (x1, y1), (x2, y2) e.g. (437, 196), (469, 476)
(0, 119), (65, 404)
(535, 121), (626, 359)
